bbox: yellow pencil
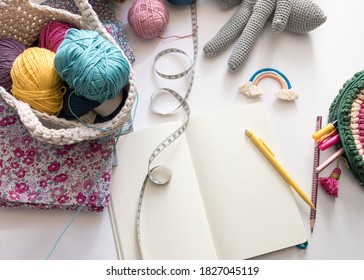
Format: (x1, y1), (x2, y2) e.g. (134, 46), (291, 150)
(245, 129), (316, 210)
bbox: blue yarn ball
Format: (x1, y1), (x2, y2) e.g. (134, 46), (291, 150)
(58, 86), (101, 120)
(167, 0), (195, 5)
(54, 28), (130, 103)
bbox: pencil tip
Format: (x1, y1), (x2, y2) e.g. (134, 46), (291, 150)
(310, 219), (315, 233)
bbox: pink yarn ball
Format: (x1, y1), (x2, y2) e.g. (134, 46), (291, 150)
(128, 0), (169, 40)
(38, 21), (75, 53)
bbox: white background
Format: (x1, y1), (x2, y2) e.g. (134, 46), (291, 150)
(1, 0), (364, 260)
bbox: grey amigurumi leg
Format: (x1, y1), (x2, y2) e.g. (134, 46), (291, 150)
(271, 0), (292, 33)
(219, 0), (243, 10)
(203, 0), (327, 72)
(228, 0), (276, 71)
(203, 0), (256, 58)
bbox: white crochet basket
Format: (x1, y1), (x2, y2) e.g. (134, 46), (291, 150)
(0, 0), (136, 145)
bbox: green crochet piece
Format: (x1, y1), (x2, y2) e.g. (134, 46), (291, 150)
(204, 0), (327, 72)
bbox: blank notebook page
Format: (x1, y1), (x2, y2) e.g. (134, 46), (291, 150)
(110, 122), (217, 260)
(185, 103), (307, 259)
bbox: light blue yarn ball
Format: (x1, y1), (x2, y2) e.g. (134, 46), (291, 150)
(54, 28), (130, 103)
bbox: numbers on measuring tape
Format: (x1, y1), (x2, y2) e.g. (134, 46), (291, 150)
(136, 2), (199, 259)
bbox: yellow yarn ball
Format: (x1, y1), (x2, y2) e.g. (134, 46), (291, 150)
(10, 47), (66, 115)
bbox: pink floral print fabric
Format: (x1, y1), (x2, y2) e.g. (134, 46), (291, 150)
(0, 101), (114, 212)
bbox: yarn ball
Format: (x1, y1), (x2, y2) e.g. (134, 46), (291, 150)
(94, 89), (128, 123)
(54, 28), (130, 103)
(167, 0), (195, 5)
(38, 21), (75, 53)
(59, 85), (128, 123)
(128, 0), (169, 40)
(10, 47), (66, 115)
(58, 87), (101, 120)
(94, 97), (125, 123)
(0, 38), (27, 91)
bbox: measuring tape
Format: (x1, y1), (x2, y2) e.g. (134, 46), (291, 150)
(136, 2), (198, 259)
(310, 116), (322, 232)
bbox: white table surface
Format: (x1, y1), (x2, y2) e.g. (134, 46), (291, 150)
(2, 0), (364, 260)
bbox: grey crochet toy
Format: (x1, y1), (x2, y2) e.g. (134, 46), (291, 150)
(203, 0), (327, 72)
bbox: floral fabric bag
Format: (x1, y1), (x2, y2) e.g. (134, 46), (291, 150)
(0, 99), (115, 212)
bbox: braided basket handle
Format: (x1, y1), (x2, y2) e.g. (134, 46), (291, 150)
(75, 0), (105, 31)
(74, 0), (128, 59)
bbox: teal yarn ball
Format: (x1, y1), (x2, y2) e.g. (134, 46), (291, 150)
(54, 28), (130, 103)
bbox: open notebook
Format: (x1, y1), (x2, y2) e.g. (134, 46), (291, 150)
(109, 102), (307, 259)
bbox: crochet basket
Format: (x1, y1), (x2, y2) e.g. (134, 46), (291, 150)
(0, 0), (136, 145)
(328, 70), (364, 186)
